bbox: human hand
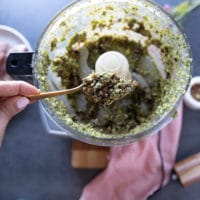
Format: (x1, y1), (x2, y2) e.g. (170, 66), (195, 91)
(0, 81), (40, 146)
(0, 42), (40, 147)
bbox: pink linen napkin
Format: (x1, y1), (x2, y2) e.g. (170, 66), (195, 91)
(80, 104), (183, 200)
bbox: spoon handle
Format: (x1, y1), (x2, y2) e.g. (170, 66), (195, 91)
(27, 83), (83, 101)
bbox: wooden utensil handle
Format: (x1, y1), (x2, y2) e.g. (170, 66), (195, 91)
(179, 164), (200, 187)
(0, 84), (83, 102)
(27, 84), (83, 101)
(174, 152), (200, 175)
(174, 152), (200, 187)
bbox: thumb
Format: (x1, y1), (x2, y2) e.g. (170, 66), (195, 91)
(0, 96), (30, 147)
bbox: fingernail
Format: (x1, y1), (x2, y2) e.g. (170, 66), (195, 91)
(16, 97), (30, 110)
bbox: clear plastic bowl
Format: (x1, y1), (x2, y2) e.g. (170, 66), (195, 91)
(33, 0), (192, 146)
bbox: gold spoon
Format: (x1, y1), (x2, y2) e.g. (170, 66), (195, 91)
(27, 83), (84, 101)
(0, 73), (136, 106)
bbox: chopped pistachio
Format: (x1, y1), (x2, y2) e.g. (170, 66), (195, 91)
(36, 2), (191, 137)
(82, 73), (138, 107)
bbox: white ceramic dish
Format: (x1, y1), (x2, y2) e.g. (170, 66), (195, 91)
(0, 25), (32, 51)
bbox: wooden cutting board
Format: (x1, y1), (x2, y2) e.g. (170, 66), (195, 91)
(71, 140), (110, 169)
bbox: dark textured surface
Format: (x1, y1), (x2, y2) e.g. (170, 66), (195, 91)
(0, 0), (200, 200)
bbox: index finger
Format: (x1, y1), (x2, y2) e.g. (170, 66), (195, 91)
(0, 81), (40, 98)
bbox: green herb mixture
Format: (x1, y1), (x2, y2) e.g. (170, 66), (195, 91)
(36, 1), (191, 138)
(82, 73), (138, 107)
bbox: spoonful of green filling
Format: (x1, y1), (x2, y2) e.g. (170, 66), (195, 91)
(82, 73), (138, 107)
(27, 72), (137, 106)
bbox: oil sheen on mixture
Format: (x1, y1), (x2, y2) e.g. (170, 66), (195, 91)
(37, 1), (191, 139)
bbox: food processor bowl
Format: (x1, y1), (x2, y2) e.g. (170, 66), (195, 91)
(29, 0), (192, 146)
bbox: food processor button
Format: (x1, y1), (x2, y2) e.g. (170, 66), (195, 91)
(95, 51), (131, 79)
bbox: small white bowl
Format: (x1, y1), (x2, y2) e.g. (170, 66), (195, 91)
(184, 76), (200, 110)
(0, 25), (32, 51)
